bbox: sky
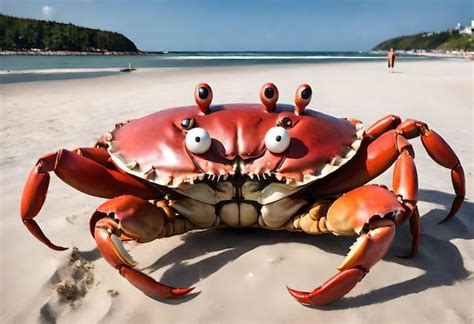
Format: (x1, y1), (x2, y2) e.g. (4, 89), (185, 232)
(1, 0), (472, 51)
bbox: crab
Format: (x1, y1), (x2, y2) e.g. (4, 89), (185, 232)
(21, 83), (465, 306)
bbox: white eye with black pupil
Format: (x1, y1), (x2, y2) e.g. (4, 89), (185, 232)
(265, 127), (290, 153)
(185, 127), (211, 154)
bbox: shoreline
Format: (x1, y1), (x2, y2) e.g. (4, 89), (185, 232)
(0, 50), (143, 56)
(2, 49), (472, 57)
(371, 49), (473, 58)
(1, 57), (468, 85)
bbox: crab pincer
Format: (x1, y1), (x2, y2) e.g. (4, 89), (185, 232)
(287, 185), (399, 305)
(287, 269), (365, 305)
(92, 195), (194, 299)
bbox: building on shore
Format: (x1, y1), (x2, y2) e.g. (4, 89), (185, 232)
(455, 20), (473, 35)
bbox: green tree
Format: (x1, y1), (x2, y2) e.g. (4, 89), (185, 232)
(0, 14), (139, 52)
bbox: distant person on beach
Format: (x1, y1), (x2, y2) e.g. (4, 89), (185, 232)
(387, 48), (396, 73)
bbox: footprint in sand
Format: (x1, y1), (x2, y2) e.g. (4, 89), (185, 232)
(39, 248), (97, 322)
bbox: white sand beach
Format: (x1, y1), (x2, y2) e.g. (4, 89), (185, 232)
(1, 60), (472, 323)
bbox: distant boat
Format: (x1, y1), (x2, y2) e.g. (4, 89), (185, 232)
(163, 49), (169, 54)
(120, 62), (136, 72)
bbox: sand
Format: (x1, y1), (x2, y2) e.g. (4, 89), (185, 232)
(1, 60), (472, 323)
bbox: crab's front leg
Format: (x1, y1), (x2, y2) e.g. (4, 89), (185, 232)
(92, 195), (195, 299)
(21, 148), (158, 250)
(288, 134), (419, 305)
(287, 185), (404, 305)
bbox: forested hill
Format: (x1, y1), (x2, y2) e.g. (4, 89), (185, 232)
(0, 14), (138, 52)
(373, 30), (473, 51)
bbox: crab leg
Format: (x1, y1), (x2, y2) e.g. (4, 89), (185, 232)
(21, 148), (159, 250)
(312, 131), (410, 195)
(312, 126), (464, 222)
(392, 147), (422, 257)
(92, 195), (194, 299)
(364, 115), (464, 222)
(365, 114), (402, 138)
(396, 120), (465, 222)
(287, 185), (402, 305)
(398, 206), (420, 258)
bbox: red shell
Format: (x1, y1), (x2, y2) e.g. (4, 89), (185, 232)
(108, 104), (363, 187)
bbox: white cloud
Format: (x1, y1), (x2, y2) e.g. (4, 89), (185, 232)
(41, 6), (54, 18)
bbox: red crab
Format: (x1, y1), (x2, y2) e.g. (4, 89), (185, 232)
(21, 83), (465, 305)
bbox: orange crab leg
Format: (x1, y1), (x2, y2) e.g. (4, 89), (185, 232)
(396, 119), (465, 222)
(392, 148), (421, 257)
(393, 150), (417, 203)
(312, 130), (405, 195)
(21, 148), (159, 250)
(420, 131), (465, 222)
(313, 124), (464, 222)
(397, 206), (420, 259)
(365, 114), (402, 138)
(93, 196), (194, 299)
(366, 116), (464, 222)
(75, 147), (118, 170)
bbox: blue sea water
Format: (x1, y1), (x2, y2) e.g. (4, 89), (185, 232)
(0, 51), (428, 84)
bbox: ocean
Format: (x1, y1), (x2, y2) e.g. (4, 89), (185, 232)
(0, 51), (428, 84)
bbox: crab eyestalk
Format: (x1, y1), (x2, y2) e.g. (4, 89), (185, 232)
(260, 83), (279, 112)
(294, 84), (312, 115)
(194, 83), (213, 114)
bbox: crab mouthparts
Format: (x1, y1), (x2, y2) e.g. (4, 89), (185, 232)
(231, 156), (246, 173)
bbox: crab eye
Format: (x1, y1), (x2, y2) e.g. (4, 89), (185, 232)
(185, 127), (211, 154)
(265, 127), (290, 154)
(279, 117), (293, 128)
(180, 118), (196, 130)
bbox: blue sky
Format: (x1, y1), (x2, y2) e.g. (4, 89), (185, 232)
(1, 0), (472, 51)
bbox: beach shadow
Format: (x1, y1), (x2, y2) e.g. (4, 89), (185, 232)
(140, 189), (471, 308)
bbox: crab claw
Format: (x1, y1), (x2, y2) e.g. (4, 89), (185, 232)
(286, 268), (365, 305)
(93, 196), (194, 299)
(120, 266), (195, 298)
(287, 223), (394, 305)
(95, 218), (194, 299)
(287, 185), (399, 306)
